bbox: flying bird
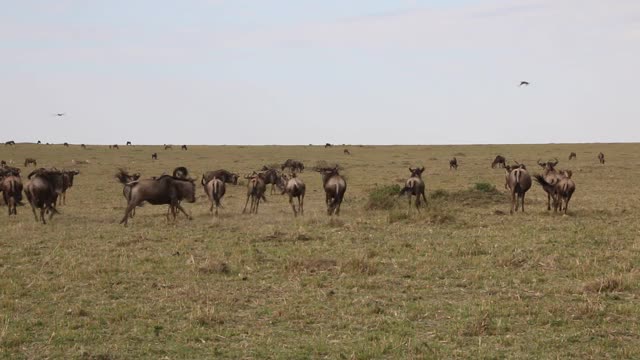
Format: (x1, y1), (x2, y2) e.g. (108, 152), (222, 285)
(519, 81), (530, 87)
(53, 113), (66, 117)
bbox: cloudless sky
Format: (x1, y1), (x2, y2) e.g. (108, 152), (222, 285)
(1, 0), (639, 145)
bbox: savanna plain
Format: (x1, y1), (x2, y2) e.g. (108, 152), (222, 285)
(1, 143), (640, 359)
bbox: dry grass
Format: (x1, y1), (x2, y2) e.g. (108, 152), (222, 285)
(1, 143), (640, 359)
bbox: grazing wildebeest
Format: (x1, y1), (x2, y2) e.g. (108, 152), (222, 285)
(203, 177), (226, 216)
(400, 167), (427, 210)
(569, 152), (576, 160)
(58, 169), (80, 205)
(325, 143), (333, 148)
(5, 140), (15, 146)
(1, 174), (23, 216)
(491, 155), (506, 168)
(534, 172), (575, 214)
(24, 168), (64, 224)
(0, 160), (6, 167)
(344, 149), (351, 155)
(112, 144), (119, 150)
(598, 152), (605, 164)
(126, 141), (132, 146)
(276, 174), (306, 216)
(449, 157), (458, 170)
(242, 173), (267, 214)
(151, 153), (158, 160)
(505, 166), (532, 214)
(281, 159), (304, 173)
(202, 169), (239, 186)
(81, 144), (87, 149)
(164, 144), (172, 150)
(24, 158), (37, 167)
(63, 142), (69, 147)
(119, 175), (196, 226)
(317, 167), (347, 216)
(181, 145), (188, 150)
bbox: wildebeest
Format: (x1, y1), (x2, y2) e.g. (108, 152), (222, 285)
(112, 144), (119, 150)
(569, 152), (576, 160)
(202, 169), (239, 186)
(58, 169), (80, 205)
(172, 166), (189, 179)
(64, 142), (69, 147)
(5, 140), (15, 146)
(118, 174), (196, 226)
(449, 157), (458, 170)
(181, 145), (188, 150)
(491, 155), (506, 168)
(535, 158), (562, 210)
(1, 174), (23, 215)
(164, 144), (172, 150)
(400, 167), (427, 210)
(37, 140), (41, 144)
(242, 173), (267, 214)
(598, 152), (605, 164)
(259, 167), (281, 194)
(204, 177), (226, 216)
(24, 168), (64, 224)
(151, 153), (158, 160)
(344, 149), (351, 155)
(325, 143), (333, 148)
(24, 158), (37, 167)
(276, 174), (306, 216)
(126, 141), (132, 146)
(317, 167), (347, 216)
(81, 144), (87, 149)
(534, 172), (575, 214)
(0, 160), (6, 167)
(505, 166), (532, 214)
(115, 168), (141, 217)
(281, 159), (304, 173)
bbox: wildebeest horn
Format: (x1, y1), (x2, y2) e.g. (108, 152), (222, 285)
(552, 158), (558, 166)
(537, 159), (544, 166)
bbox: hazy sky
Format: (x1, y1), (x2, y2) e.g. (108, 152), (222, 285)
(2, 0), (639, 145)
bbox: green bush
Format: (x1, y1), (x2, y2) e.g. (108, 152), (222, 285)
(366, 184), (403, 210)
(473, 182), (497, 193)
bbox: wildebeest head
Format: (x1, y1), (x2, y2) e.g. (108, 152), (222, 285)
(409, 167), (425, 178)
(173, 166), (189, 179)
(537, 158), (558, 171)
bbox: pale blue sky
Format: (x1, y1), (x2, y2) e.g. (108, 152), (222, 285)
(2, 0), (639, 144)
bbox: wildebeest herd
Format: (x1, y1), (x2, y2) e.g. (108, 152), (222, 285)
(0, 147), (608, 225)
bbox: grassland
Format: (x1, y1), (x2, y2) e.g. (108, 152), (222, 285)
(1, 143), (639, 359)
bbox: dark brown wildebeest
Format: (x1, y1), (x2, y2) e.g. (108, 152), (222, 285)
(534, 172), (575, 214)
(126, 141), (132, 146)
(259, 167), (280, 194)
(24, 158), (37, 167)
(24, 168), (64, 224)
(119, 174), (196, 226)
(37, 140), (41, 144)
(181, 145), (188, 150)
(317, 166), (347, 216)
(151, 153), (158, 160)
(569, 152), (576, 160)
(598, 152), (605, 164)
(112, 144), (120, 150)
(449, 157), (458, 170)
(242, 173), (267, 214)
(505, 166), (532, 214)
(63, 142), (69, 147)
(81, 144), (87, 149)
(344, 149), (351, 155)
(1, 174), (23, 216)
(164, 144), (172, 150)
(276, 174), (306, 216)
(0, 160), (6, 167)
(281, 159), (304, 173)
(0, 165), (20, 176)
(491, 155), (506, 168)
(325, 143), (333, 148)
(204, 177), (226, 216)
(115, 168), (141, 217)
(400, 167), (427, 210)
(202, 169), (239, 185)
(57, 169), (80, 205)
(5, 140), (15, 146)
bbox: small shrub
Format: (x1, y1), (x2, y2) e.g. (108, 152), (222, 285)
(366, 184), (402, 210)
(430, 189), (450, 200)
(388, 209), (410, 223)
(474, 182), (497, 193)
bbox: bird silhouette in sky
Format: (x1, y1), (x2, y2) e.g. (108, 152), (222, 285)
(519, 81), (530, 87)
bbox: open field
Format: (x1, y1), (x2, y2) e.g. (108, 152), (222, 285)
(1, 143), (640, 359)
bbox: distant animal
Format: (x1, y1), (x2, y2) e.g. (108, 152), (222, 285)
(24, 168), (64, 224)
(164, 144), (172, 150)
(276, 174), (306, 216)
(112, 144), (119, 150)
(325, 143), (333, 148)
(505, 166), (532, 214)
(55, 113), (65, 117)
(181, 145), (188, 150)
(204, 177), (226, 216)
(71, 159), (90, 165)
(242, 173), (267, 214)
(126, 141), (132, 146)
(449, 157), (458, 170)
(151, 153), (158, 160)
(400, 167), (427, 210)
(0, 160), (6, 167)
(24, 158), (37, 167)
(519, 81), (530, 87)
(491, 155), (506, 168)
(58, 169), (80, 205)
(281, 159), (304, 173)
(63, 142), (69, 147)
(317, 166), (346, 216)
(5, 140), (15, 146)
(598, 152), (605, 164)
(118, 174), (196, 226)
(344, 149), (351, 155)
(37, 140), (41, 144)
(569, 152), (576, 160)
(81, 144), (87, 149)
(1, 174), (23, 216)
(202, 169), (239, 186)
(172, 166), (189, 179)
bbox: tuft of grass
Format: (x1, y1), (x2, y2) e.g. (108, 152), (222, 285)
(473, 182), (497, 193)
(366, 184), (402, 210)
(584, 275), (628, 293)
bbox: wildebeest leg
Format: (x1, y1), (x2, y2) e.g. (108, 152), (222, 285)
(547, 193), (551, 211)
(28, 200), (38, 221)
(289, 195), (297, 216)
(421, 191), (428, 206)
(564, 195), (571, 214)
(242, 194), (251, 214)
(510, 191), (516, 214)
(175, 203), (192, 220)
(120, 201), (142, 226)
(335, 194), (343, 215)
(40, 207), (47, 224)
(520, 193), (526, 213)
(299, 194), (304, 216)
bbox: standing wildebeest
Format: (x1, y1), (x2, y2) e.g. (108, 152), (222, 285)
(276, 174), (306, 216)
(449, 157), (458, 170)
(63, 142), (69, 147)
(242, 173), (267, 214)
(112, 144), (120, 150)
(151, 153), (158, 160)
(203, 177), (226, 216)
(164, 144), (172, 150)
(202, 169), (239, 185)
(569, 152), (576, 160)
(281, 159), (304, 173)
(534, 172), (575, 214)
(24, 158), (37, 167)
(126, 141), (132, 146)
(317, 167), (347, 216)
(505, 166), (532, 214)
(400, 167), (427, 210)
(24, 168), (64, 224)
(535, 158), (562, 210)
(259, 167), (281, 194)
(58, 169), (80, 205)
(325, 143), (333, 148)
(119, 175), (196, 226)
(115, 169), (141, 217)
(181, 145), (188, 150)
(491, 155), (506, 168)
(1, 174), (23, 216)
(598, 152), (605, 164)
(344, 149), (351, 155)
(37, 140), (41, 144)
(5, 140), (15, 146)
(81, 144), (87, 149)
